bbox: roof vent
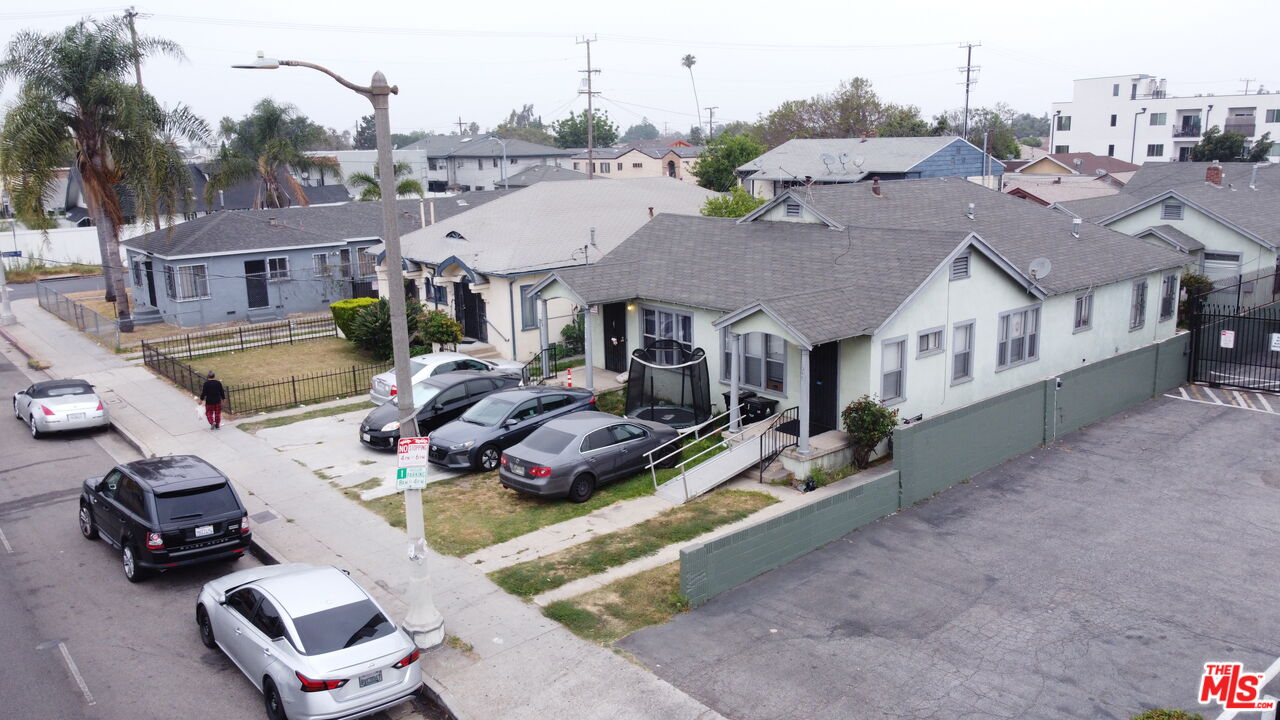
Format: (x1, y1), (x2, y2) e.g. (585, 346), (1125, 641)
(1071, 217), (1082, 238)
(1073, 158), (1083, 168)
(871, 177), (881, 197)
(268, 217), (278, 226)
(966, 203), (975, 220)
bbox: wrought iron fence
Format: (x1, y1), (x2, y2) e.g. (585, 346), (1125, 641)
(144, 314), (337, 360)
(1199, 268), (1280, 313)
(1187, 300), (1280, 392)
(36, 278), (120, 349)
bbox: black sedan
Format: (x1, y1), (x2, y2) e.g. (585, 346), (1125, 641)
(359, 370), (521, 451)
(427, 386), (595, 472)
(499, 411), (680, 502)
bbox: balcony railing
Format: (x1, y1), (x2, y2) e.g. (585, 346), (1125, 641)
(1224, 121), (1256, 137)
(1173, 126), (1201, 138)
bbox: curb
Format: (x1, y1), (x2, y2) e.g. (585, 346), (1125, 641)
(109, 421), (156, 458)
(248, 535), (284, 566)
(0, 326), (33, 360)
(413, 681), (466, 720)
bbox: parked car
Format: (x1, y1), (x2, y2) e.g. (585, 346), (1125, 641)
(359, 370), (521, 451)
(78, 455), (251, 582)
(196, 563), (421, 720)
(499, 411), (680, 502)
(427, 386), (595, 472)
(368, 351), (524, 405)
(14, 378), (109, 438)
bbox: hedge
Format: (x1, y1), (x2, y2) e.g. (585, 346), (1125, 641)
(330, 297), (380, 339)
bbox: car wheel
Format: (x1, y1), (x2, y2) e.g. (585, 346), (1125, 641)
(477, 445), (501, 472)
(196, 605), (216, 649)
(656, 449), (681, 469)
(12, 398), (19, 420)
(28, 415), (40, 439)
(122, 543), (146, 583)
(79, 503), (98, 540)
(568, 473), (596, 503)
(263, 678), (288, 720)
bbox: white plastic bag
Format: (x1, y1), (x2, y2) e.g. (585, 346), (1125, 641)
(195, 403), (205, 421)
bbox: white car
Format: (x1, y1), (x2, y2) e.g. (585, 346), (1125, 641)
(13, 378), (109, 438)
(197, 563), (422, 720)
(369, 350), (524, 405)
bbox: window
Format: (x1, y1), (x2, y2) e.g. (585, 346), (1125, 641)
(131, 262), (143, 285)
(251, 597), (286, 639)
(1130, 279), (1148, 330)
(358, 249), (376, 277)
(642, 307), (693, 365)
(1160, 273), (1177, 321)
(950, 254), (970, 281)
(477, 159), (483, 170)
(996, 305), (1040, 370)
(475, 186), (484, 192)
(616, 162), (623, 171)
(492, 158), (498, 168)
(510, 398), (541, 422)
(582, 428), (616, 452)
(428, 158), (441, 171)
(432, 283), (447, 305)
(510, 157), (518, 164)
(1149, 112), (1167, 126)
(610, 424), (647, 443)
(599, 162), (611, 174)
(165, 264), (209, 301)
(464, 378), (499, 397)
(632, 162), (644, 168)
(520, 284), (538, 330)
(436, 383), (467, 406)
(880, 337), (906, 403)
(1112, 83), (1120, 96)
(1054, 145), (1070, 154)
(1160, 202), (1183, 220)
(917, 327), (944, 358)
(1146, 144), (1164, 157)
(951, 321), (974, 384)
(1056, 115), (1072, 131)
(1074, 293), (1093, 333)
(725, 332), (786, 393)
(540, 394), (575, 412)
(784, 202), (801, 217)
(572, 162), (580, 170)
(337, 248), (352, 279)
(1110, 114), (1117, 127)
(1107, 144), (1115, 157)
(312, 253), (330, 276)
(115, 477), (148, 518)
(1267, 109), (1280, 123)
(226, 588), (258, 619)
(266, 256), (288, 280)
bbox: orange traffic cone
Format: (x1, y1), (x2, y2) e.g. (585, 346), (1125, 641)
(566, 367), (573, 388)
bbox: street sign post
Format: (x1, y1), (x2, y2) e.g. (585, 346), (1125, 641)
(396, 437), (430, 490)
(0, 251), (21, 258)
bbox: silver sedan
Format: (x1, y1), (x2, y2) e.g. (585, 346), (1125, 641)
(13, 378), (109, 438)
(197, 563), (422, 720)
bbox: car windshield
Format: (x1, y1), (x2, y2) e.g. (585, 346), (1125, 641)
(291, 599), (396, 655)
(523, 427), (577, 454)
(154, 483), (239, 523)
(33, 384), (92, 398)
(460, 397), (515, 426)
(411, 384), (441, 407)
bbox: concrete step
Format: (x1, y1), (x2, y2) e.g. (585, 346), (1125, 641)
(131, 307), (164, 326)
(458, 340), (504, 361)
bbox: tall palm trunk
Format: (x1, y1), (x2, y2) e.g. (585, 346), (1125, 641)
(87, 197), (116, 303)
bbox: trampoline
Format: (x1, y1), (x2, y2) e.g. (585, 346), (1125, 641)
(624, 339), (712, 429)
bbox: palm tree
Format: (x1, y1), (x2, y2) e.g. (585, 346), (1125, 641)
(348, 161), (425, 201)
(205, 98), (341, 209)
(0, 16), (207, 331)
(682, 54), (702, 137)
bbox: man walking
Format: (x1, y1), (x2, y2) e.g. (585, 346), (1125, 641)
(200, 371), (226, 429)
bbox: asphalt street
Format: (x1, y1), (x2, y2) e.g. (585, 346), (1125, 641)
(4, 274), (104, 301)
(0, 350), (265, 720)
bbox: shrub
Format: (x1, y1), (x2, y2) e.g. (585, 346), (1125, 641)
(1129, 711), (1204, 720)
(421, 309), (463, 351)
(1178, 270), (1215, 327)
(840, 395), (899, 469)
(330, 297), (379, 339)
(348, 298), (422, 361)
(560, 313), (585, 354)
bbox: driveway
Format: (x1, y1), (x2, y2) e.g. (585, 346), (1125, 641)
(619, 395), (1280, 719)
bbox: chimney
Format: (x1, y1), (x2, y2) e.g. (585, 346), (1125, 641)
(648, 206), (654, 218)
(871, 177), (881, 196)
(1205, 161), (1223, 187)
(966, 202), (975, 220)
(1071, 218), (1082, 238)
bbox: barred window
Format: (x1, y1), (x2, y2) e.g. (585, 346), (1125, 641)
(358, 249), (376, 277)
(165, 264), (209, 301)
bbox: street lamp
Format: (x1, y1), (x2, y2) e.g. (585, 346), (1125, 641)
(233, 52), (444, 650)
(1130, 107), (1148, 164)
(493, 136), (509, 190)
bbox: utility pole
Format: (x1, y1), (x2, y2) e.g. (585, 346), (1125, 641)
(1240, 78), (1256, 94)
(958, 42), (981, 140)
(706, 106), (718, 140)
(125, 7), (163, 231)
(455, 116), (466, 135)
(577, 35), (600, 179)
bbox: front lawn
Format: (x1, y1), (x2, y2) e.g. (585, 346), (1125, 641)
(543, 562), (688, 644)
(190, 337), (378, 387)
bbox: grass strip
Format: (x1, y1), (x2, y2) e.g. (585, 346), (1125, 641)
(543, 562), (687, 644)
(237, 401), (372, 433)
(489, 489), (776, 597)
(8, 265), (102, 283)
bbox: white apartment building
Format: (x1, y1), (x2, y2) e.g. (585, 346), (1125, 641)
(1050, 74), (1280, 164)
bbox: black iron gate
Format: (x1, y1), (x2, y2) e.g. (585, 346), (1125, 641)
(1188, 300), (1280, 392)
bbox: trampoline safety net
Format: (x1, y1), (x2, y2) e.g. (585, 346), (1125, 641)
(624, 339), (712, 429)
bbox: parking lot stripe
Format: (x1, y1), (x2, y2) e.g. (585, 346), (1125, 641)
(1203, 388), (1224, 404)
(1178, 387), (1190, 400)
(1259, 394), (1275, 414)
(57, 642), (95, 705)
(1232, 391), (1248, 408)
(0, 525), (11, 553)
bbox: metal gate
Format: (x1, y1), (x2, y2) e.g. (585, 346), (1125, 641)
(1188, 300), (1280, 392)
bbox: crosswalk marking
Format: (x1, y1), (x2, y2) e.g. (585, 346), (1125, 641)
(1165, 384), (1280, 416)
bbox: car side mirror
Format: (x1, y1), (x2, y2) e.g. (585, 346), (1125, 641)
(502, 418), (517, 428)
(433, 403), (444, 411)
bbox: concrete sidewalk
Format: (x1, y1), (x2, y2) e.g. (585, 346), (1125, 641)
(0, 298), (726, 720)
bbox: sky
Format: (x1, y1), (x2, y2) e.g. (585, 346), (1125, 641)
(1, 0), (1276, 143)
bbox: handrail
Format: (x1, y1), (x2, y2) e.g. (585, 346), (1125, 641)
(644, 403), (748, 501)
(759, 406), (800, 482)
(484, 319), (509, 343)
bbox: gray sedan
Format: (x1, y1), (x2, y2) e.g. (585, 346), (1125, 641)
(13, 378), (109, 438)
(499, 411), (680, 502)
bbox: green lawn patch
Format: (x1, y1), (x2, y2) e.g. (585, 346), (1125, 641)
(489, 489), (775, 597)
(593, 388), (625, 416)
(193, 337), (377, 387)
(543, 562), (688, 644)
(237, 400), (372, 434)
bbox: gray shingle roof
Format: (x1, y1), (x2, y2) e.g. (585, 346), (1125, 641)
(398, 135), (573, 158)
(737, 136), (994, 183)
(502, 165), (591, 186)
(1138, 224), (1205, 252)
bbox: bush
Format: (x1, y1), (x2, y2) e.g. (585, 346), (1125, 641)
(1178, 270), (1215, 327)
(421, 309), (463, 351)
(560, 313), (585, 355)
(348, 298), (422, 361)
(840, 395), (899, 469)
(330, 297), (379, 339)
(1130, 711), (1204, 720)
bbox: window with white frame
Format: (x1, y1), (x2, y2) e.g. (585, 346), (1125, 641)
(266, 256), (289, 280)
(996, 305), (1040, 370)
(165, 264), (209, 301)
(1074, 293), (1093, 332)
(1267, 109), (1280, 123)
(1149, 112), (1167, 126)
(1160, 273), (1177, 321)
(721, 332), (787, 393)
(642, 307), (693, 364)
(632, 162), (644, 168)
(1147, 144), (1164, 157)
(428, 158), (441, 171)
(1054, 145), (1069, 154)
(431, 283), (447, 305)
(572, 162), (580, 170)
(599, 162), (611, 174)
(917, 327), (944, 358)
(880, 337), (906, 403)
(520, 284), (538, 330)
(952, 321), (974, 384)
(1130, 279), (1148, 330)
(1056, 115), (1072, 131)
(1161, 202), (1183, 220)
(616, 162), (622, 171)
(950, 254), (970, 281)
(312, 253), (330, 276)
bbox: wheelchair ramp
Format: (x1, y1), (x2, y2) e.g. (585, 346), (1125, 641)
(655, 438), (763, 504)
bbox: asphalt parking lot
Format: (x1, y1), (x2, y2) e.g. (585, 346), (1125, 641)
(620, 394), (1280, 720)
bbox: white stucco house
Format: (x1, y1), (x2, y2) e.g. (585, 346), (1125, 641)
(533, 176), (1186, 464)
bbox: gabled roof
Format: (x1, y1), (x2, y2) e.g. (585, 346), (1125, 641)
(1135, 224), (1205, 253)
(569, 145), (706, 161)
(398, 177), (716, 276)
(502, 165), (591, 187)
(735, 136), (1000, 183)
(398, 135), (573, 158)
(1013, 153), (1140, 176)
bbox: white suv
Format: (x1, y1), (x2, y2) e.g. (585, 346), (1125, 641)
(368, 351), (524, 405)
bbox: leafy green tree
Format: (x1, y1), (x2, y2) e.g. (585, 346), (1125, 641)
(935, 103), (1022, 160)
(621, 118), (659, 144)
(206, 98), (342, 209)
(349, 298), (422, 360)
(0, 15), (208, 330)
(348, 161), (424, 201)
(1019, 137), (1043, 147)
(693, 133), (766, 192)
(353, 114), (376, 150)
(1189, 126), (1274, 162)
(495, 104), (555, 146)
(876, 104), (934, 137)
(1009, 112), (1050, 139)
(390, 130), (429, 148)
(758, 78), (902, 147)
(716, 120), (761, 140)
(551, 110), (619, 148)
(701, 186), (766, 218)
(688, 125), (705, 145)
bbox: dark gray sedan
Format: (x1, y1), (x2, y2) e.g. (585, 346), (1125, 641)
(499, 411), (680, 502)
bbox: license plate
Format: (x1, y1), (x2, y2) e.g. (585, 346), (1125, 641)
(68, 413), (86, 420)
(358, 670), (383, 688)
(362, 432), (371, 442)
(194, 524), (214, 537)
(512, 464), (525, 476)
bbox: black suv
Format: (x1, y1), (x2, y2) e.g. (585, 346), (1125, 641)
(79, 455), (252, 582)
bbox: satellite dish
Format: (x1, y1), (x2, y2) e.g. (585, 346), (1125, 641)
(853, 155), (865, 168)
(838, 152), (850, 163)
(1028, 257), (1052, 280)
(820, 153), (837, 172)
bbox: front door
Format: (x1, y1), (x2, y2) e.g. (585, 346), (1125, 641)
(143, 261), (158, 307)
(454, 279), (487, 341)
(244, 260), (269, 309)
(602, 302), (627, 372)
(808, 341), (839, 433)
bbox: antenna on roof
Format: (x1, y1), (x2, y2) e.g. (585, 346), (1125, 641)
(1029, 257), (1052, 280)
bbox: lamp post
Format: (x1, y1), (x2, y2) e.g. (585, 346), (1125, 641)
(495, 137), (509, 190)
(233, 52), (444, 650)
(1130, 107), (1148, 164)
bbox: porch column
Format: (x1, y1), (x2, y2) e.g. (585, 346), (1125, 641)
(582, 306), (595, 390)
(798, 347), (811, 455)
(728, 328), (742, 431)
(538, 295), (550, 377)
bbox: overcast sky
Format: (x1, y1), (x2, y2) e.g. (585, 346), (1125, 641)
(2, 1), (1276, 142)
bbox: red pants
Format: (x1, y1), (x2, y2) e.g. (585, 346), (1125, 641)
(205, 403), (222, 427)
